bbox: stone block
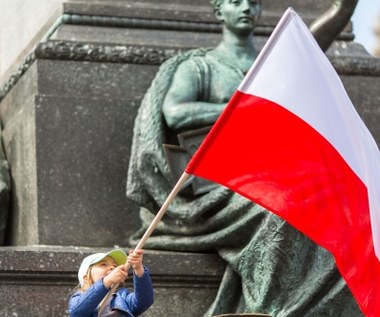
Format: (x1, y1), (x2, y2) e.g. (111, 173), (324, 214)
(0, 247), (225, 316)
(0, 59), (159, 246)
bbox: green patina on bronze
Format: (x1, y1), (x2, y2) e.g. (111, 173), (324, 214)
(127, 0), (362, 316)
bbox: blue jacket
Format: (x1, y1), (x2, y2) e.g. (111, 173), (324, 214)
(68, 267), (154, 317)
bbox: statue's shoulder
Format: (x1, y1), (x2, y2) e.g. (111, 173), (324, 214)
(175, 49), (232, 75)
(147, 47), (213, 92)
(160, 47), (212, 70)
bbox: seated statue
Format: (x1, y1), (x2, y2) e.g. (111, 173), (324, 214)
(127, 0), (363, 315)
(0, 125), (10, 245)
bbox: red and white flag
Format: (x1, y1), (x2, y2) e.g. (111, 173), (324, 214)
(186, 8), (380, 317)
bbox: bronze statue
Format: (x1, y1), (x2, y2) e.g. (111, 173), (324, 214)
(127, 0), (362, 315)
(0, 125), (10, 246)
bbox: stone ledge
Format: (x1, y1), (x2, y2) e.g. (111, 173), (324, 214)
(0, 246), (226, 316)
(0, 245), (225, 276)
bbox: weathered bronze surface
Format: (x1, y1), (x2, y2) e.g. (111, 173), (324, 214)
(310, 0), (359, 51)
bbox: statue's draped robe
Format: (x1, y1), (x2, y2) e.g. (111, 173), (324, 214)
(127, 49), (362, 316)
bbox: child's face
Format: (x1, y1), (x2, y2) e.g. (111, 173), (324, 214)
(89, 256), (117, 283)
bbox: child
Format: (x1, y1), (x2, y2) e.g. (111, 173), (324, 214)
(68, 248), (154, 317)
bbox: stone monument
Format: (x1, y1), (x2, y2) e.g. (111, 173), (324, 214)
(0, 0), (379, 316)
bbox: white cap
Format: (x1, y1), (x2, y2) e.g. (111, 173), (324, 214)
(78, 249), (127, 286)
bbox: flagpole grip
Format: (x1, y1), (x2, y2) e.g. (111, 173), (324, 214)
(98, 172), (190, 315)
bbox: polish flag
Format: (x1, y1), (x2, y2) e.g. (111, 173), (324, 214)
(186, 8), (380, 316)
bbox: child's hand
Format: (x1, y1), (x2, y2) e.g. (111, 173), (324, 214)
(103, 265), (128, 288)
(128, 249), (144, 277)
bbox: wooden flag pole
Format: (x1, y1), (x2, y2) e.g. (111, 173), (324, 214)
(98, 172), (190, 315)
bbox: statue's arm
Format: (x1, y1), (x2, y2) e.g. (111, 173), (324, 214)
(162, 61), (226, 131)
(310, 0), (358, 51)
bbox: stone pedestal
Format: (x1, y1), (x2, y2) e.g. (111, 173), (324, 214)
(0, 57), (157, 246)
(1, 0), (377, 248)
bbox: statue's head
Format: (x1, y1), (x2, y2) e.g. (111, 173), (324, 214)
(211, 0), (262, 34)
(210, 0), (262, 12)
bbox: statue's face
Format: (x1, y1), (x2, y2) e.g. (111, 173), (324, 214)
(215, 0), (261, 35)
